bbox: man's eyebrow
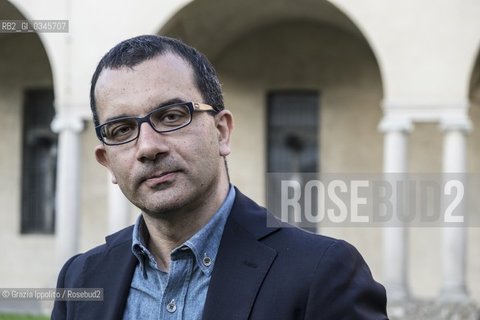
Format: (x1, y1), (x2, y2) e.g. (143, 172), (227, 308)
(156, 98), (186, 109)
(102, 98), (188, 123)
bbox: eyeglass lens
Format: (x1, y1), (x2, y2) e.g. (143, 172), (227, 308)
(101, 104), (191, 144)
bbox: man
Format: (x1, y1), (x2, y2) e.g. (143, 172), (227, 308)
(52, 35), (388, 319)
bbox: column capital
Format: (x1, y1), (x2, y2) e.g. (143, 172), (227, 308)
(51, 114), (85, 133)
(381, 99), (470, 123)
(440, 116), (472, 133)
(378, 116), (413, 133)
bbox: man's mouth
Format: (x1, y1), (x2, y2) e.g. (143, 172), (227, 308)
(143, 171), (178, 187)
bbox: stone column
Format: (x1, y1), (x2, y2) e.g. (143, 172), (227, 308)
(439, 117), (471, 301)
(379, 116), (412, 301)
(51, 115), (84, 272)
(108, 181), (132, 233)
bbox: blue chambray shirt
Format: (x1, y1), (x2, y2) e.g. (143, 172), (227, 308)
(122, 186), (236, 320)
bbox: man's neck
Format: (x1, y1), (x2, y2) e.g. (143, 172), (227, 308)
(142, 181), (230, 271)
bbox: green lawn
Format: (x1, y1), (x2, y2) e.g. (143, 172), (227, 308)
(0, 315), (49, 320)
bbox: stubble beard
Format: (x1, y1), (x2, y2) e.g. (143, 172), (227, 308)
(131, 175), (219, 222)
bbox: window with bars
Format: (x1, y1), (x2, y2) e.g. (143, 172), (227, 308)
(20, 89), (57, 234)
(267, 91), (319, 231)
(267, 91), (319, 173)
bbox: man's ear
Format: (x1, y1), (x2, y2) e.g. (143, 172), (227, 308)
(94, 145), (118, 184)
(215, 110), (234, 157)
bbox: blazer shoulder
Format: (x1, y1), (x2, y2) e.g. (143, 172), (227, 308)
(267, 228), (388, 318)
(58, 225), (134, 284)
(303, 238), (388, 318)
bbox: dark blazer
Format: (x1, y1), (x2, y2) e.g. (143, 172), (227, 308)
(52, 189), (388, 319)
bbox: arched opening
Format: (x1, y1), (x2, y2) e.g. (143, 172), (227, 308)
(158, 0), (384, 276)
(159, 0), (383, 190)
(0, 0), (56, 304)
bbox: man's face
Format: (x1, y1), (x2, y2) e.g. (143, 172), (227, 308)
(94, 53), (232, 217)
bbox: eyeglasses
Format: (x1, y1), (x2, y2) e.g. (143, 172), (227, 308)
(95, 101), (219, 146)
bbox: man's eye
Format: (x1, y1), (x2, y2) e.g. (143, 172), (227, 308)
(163, 112), (183, 122)
(108, 123), (135, 138)
(158, 109), (188, 125)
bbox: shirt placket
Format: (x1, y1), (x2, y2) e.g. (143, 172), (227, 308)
(160, 251), (194, 319)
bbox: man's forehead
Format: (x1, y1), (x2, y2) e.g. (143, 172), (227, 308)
(98, 53), (193, 83)
(94, 53), (201, 121)
(94, 53), (198, 102)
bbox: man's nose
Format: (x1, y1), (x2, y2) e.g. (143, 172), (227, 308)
(135, 122), (169, 162)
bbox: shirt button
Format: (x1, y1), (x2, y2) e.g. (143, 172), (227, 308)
(166, 299), (176, 313)
(203, 255), (212, 267)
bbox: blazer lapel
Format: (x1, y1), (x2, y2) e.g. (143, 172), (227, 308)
(74, 228), (137, 320)
(202, 190), (280, 320)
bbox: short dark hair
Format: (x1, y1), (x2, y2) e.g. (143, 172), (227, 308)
(90, 35), (224, 126)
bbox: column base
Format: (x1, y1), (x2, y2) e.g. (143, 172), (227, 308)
(388, 298), (479, 320)
(438, 285), (469, 303)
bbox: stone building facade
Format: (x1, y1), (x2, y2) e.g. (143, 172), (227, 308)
(0, 0), (479, 317)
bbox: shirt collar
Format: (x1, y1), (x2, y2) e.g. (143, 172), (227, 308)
(131, 185), (236, 275)
(182, 185), (235, 274)
(131, 215), (155, 273)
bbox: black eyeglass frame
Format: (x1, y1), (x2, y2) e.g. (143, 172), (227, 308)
(95, 101), (221, 146)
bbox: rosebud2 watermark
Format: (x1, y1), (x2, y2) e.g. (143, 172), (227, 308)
(266, 173), (475, 227)
(0, 288), (103, 301)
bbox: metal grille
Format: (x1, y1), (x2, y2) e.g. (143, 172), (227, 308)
(267, 91), (319, 173)
(20, 89), (57, 234)
(267, 91), (319, 232)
